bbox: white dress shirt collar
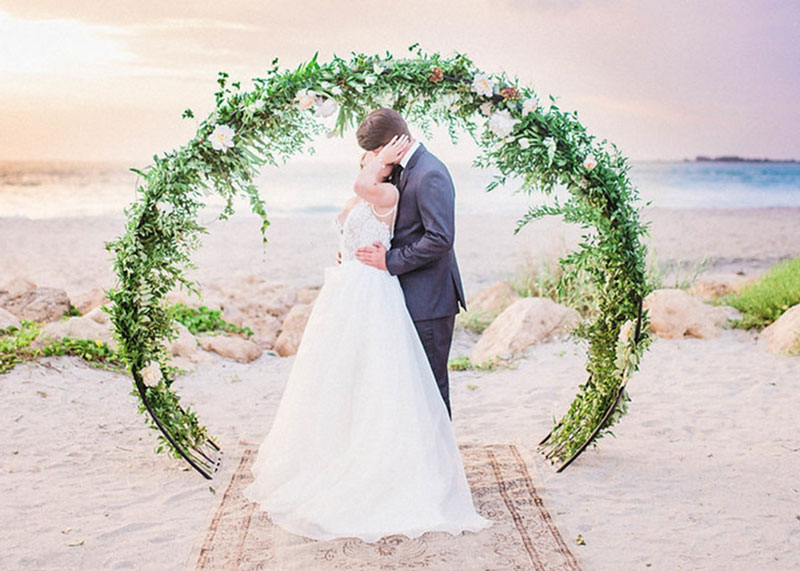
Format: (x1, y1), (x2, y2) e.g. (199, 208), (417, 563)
(399, 139), (421, 169)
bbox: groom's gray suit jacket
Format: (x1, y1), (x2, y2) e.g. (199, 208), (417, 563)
(385, 143), (467, 321)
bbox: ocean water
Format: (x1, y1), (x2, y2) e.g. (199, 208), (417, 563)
(630, 161), (800, 209)
(1, 159), (799, 220)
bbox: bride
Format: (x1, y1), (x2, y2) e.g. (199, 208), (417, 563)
(242, 135), (492, 543)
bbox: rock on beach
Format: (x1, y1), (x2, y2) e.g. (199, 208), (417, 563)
(471, 297), (580, 364)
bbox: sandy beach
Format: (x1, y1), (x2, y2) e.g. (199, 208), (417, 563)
(3, 0), (799, 567)
(2, 206), (800, 570)
(2, 206), (799, 298)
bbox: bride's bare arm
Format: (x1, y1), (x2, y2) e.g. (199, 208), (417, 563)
(354, 135), (410, 209)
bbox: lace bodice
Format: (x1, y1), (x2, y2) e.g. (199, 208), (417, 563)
(336, 201), (394, 262)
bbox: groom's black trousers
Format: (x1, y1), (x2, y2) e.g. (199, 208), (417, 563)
(413, 315), (456, 419)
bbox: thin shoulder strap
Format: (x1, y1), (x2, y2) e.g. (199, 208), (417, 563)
(370, 185), (400, 218)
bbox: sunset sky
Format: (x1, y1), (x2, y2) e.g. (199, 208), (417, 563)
(1, 1), (798, 162)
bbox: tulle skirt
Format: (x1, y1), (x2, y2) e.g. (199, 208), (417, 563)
(242, 260), (492, 542)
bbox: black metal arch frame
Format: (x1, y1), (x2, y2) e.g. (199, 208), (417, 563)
(132, 368), (222, 479)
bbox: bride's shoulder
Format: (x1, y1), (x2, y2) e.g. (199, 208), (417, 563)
(336, 196), (363, 226)
(339, 195), (362, 210)
(344, 195), (362, 208)
(340, 195), (363, 214)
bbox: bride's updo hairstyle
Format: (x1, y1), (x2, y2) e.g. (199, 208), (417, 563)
(356, 108), (411, 151)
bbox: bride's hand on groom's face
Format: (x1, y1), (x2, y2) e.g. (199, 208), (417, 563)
(355, 242), (387, 270)
(377, 135), (411, 166)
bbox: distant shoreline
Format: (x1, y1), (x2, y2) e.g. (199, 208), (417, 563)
(2, 156), (800, 167)
(688, 155), (799, 164)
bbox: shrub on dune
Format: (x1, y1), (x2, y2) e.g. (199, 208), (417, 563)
(725, 254), (800, 329)
(512, 260), (597, 319)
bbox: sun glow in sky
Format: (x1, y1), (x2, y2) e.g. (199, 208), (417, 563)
(0, 12), (135, 77)
(0, 1), (798, 162)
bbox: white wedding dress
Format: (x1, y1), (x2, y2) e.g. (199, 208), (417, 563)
(242, 198), (492, 543)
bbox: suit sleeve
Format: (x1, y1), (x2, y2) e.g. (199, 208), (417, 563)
(385, 168), (455, 276)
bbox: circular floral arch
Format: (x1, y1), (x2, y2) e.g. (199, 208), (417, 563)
(106, 46), (652, 478)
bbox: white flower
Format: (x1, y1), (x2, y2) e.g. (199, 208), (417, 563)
(364, 75), (377, 86)
(373, 63), (384, 75)
(294, 89), (316, 111)
(487, 109), (519, 138)
(208, 124), (235, 152)
(314, 97), (339, 118)
(330, 85), (343, 96)
(438, 93), (461, 113)
(480, 101), (493, 116)
(471, 73), (495, 98)
(543, 137), (557, 166)
(374, 91), (394, 108)
(353, 84), (364, 94)
(518, 138), (530, 150)
(438, 93), (459, 108)
(522, 98), (538, 115)
(618, 320), (634, 343)
(583, 153), (598, 170)
(436, 93), (460, 113)
(140, 361), (162, 387)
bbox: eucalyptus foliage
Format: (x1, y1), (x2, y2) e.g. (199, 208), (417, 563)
(106, 45), (651, 471)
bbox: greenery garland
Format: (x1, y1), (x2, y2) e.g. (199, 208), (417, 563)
(106, 44), (652, 475)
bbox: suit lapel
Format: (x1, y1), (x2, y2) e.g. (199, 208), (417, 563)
(399, 143), (426, 192)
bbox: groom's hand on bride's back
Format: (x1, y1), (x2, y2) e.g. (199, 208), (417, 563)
(355, 242), (387, 271)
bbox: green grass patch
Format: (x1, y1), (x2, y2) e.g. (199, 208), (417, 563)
(791, 333), (800, 356)
(447, 355), (513, 372)
(1, 321), (125, 374)
(511, 259), (597, 318)
(170, 303), (253, 336)
(723, 255), (800, 329)
(646, 250), (708, 291)
(448, 355), (473, 371)
(62, 304), (82, 319)
(456, 310), (496, 334)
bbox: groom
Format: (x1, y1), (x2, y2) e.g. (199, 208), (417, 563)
(354, 108), (466, 419)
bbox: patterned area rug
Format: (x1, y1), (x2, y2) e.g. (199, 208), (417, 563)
(192, 444), (581, 570)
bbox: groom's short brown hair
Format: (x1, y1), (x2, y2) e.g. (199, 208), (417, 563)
(356, 108), (411, 151)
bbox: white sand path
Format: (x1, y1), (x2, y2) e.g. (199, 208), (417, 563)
(1, 327), (798, 570)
